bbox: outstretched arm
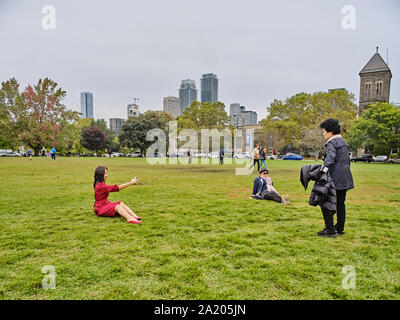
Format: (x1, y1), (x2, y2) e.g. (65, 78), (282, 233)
(118, 177), (137, 190)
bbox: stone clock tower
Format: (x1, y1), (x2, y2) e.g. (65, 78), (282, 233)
(359, 47), (392, 115)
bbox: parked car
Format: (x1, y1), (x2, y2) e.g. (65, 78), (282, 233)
(193, 152), (208, 158)
(266, 154), (279, 160)
(168, 152), (186, 157)
(372, 155), (387, 162)
(111, 152), (124, 157)
(127, 152), (142, 158)
(233, 152), (252, 159)
(351, 154), (373, 163)
(282, 153), (303, 160)
(389, 156), (400, 164)
(208, 151), (220, 159)
(0, 150), (22, 157)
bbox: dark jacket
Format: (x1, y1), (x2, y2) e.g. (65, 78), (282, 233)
(252, 176), (267, 199)
(259, 149), (266, 160)
(300, 164), (337, 213)
(323, 136), (354, 190)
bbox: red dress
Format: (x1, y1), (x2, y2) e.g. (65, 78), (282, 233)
(93, 182), (121, 217)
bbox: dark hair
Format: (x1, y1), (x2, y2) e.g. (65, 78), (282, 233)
(319, 118), (341, 134)
(93, 166), (107, 188)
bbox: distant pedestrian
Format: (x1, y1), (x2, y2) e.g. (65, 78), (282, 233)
(219, 148), (224, 165)
(41, 147), (46, 160)
(26, 148), (33, 160)
(259, 147), (268, 169)
(188, 149), (192, 164)
(249, 144), (260, 172)
(50, 147), (56, 160)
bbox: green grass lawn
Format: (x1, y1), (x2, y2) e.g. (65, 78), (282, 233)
(0, 157), (399, 300)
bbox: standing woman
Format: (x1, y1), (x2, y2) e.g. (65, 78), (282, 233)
(93, 166), (142, 224)
(318, 118), (354, 237)
(259, 147), (268, 169)
(249, 144), (260, 172)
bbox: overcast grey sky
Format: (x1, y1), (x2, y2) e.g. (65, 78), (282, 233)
(1, 0), (399, 124)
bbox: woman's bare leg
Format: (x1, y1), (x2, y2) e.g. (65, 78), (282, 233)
(120, 202), (140, 218)
(115, 204), (136, 222)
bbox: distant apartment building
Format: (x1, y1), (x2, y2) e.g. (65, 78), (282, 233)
(230, 103), (257, 127)
(80, 92), (93, 118)
(109, 118), (125, 135)
(163, 96), (179, 118)
(179, 79), (197, 115)
(127, 104), (140, 117)
(201, 73), (218, 104)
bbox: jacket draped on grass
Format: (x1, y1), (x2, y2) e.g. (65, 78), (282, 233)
(300, 164), (337, 213)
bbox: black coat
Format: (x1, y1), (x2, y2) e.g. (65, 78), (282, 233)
(300, 164), (337, 213)
(323, 136), (354, 190)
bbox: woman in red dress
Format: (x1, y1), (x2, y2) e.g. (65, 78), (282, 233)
(93, 166), (142, 224)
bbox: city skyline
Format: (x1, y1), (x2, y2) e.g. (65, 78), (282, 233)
(1, 1), (399, 123)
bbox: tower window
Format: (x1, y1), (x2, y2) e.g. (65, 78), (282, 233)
(376, 82), (382, 95)
(365, 83), (371, 95)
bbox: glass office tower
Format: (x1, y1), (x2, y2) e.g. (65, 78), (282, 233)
(201, 73), (218, 104)
(80, 92), (93, 118)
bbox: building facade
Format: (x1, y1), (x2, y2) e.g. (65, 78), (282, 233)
(230, 103), (258, 127)
(127, 104), (140, 117)
(163, 96), (179, 118)
(200, 73), (218, 104)
(179, 79), (197, 115)
(80, 92), (93, 118)
(359, 47), (392, 115)
(109, 118), (125, 136)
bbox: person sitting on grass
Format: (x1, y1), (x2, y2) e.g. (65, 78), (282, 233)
(93, 166), (142, 224)
(251, 167), (290, 205)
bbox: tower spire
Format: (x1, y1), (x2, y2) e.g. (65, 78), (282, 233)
(376, 46), (379, 53)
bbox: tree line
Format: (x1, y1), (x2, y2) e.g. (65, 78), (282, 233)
(1, 77), (398, 157)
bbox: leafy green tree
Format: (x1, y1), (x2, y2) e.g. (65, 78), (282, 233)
(88, 119), (118, 152)
(69, 118), (93, 154)
(261, 90), (358, 153)
(0, 77), (79, 155)
(0, 78), (27, 149)
(80, 126), (107, 154)
(119, 111), (173, 156)
(177, 101), (232, 151)
(347, 102), (400, 159)
(177, 101), (230, 130)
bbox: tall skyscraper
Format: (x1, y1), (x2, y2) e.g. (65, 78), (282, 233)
(230, 103), (257, 127)
(109, 118), (125, 135)
(163, 96), (179, 118)
(80, 92), (93, 118)
(201, 73), (218, 103)
(179, 79), (197, 115)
